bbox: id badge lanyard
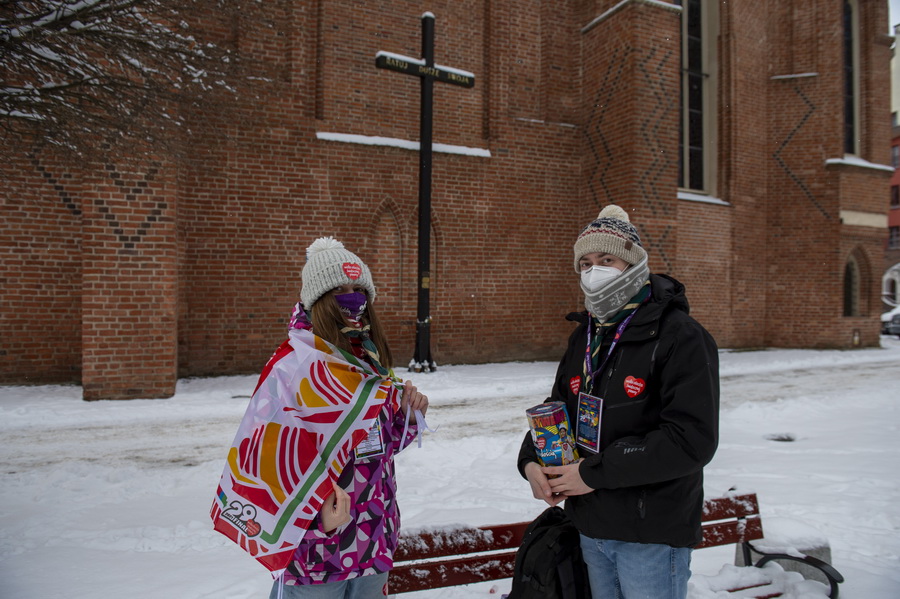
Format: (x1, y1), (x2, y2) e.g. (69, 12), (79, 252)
(583, 308), (639, 393)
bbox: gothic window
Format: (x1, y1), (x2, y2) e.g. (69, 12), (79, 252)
(885, 278), (898, 305)
(843, 0), (860, 155)
(843, 256), (861, 317)
(675, 0), (718, 193)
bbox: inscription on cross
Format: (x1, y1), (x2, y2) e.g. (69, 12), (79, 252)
(374, 12), (475, 373)
(375, 51), (475, 88)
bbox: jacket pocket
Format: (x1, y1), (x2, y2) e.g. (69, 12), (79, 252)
(301, 534), (343, 572)
(605, 398), (648, 411)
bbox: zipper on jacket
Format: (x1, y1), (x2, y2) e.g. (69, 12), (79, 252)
(598, 347), (624, 397)
(638, 490), (647, 520)
(648, 339), (661, 380)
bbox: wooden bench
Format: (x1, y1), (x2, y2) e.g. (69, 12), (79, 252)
(389, 492), (844, 597)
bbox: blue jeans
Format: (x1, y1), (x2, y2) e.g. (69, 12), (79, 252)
(579, 535), (691, 599)
(269, 572), (388, 599)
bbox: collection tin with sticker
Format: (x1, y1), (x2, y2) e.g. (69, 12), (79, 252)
(526, 402), (579, 467)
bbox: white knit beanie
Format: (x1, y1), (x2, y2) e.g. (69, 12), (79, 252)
(300, 237), (376, 310)
(572, 204), (648, 272)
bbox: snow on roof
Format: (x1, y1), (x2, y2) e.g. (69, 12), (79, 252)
(678, 191), (731, 206)
(825, 154), (894, 173)
(316, 131), (491, 157)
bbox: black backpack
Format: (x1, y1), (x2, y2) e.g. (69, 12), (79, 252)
(507, 506), (592, 599)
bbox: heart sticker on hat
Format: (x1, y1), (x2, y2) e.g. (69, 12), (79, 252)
(569, 376), (581, 395)
(624, 376), (645, 398)
(342, 263), (362, 280)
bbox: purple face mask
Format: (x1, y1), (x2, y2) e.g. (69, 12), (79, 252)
(334, 291), (367, 320)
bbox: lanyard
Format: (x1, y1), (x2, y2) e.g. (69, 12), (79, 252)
(584, 308), (639, 391)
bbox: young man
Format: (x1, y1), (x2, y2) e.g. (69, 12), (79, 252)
(518, 205), (720, 599)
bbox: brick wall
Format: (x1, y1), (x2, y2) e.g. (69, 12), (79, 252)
(718, 0), (770, 348)
(81, 162), (178, 400)
(764, 0), (890, 348)
(1, 153), (82, 384)
(1, 0), (892, 398)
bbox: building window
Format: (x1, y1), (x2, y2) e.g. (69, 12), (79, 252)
(676, 0), (718, 193)
(890, 226), (900, 250)
(892, 185), (899, 209)
(893, 145), (900, 169)
(843, 256), (861, 316)
(884, 264), (900, 308)
(886, 278), (898, 305)
(843, 1), (860, 155)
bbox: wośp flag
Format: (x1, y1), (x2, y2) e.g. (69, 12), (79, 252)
(210, 328), (399, 576)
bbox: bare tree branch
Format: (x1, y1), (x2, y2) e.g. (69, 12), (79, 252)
(0, 0), (263, 165)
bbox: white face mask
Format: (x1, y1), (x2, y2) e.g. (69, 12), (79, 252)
(580, 265), (623, 292)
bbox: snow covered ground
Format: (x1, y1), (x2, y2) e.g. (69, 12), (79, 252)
(1, 337), (899, 598)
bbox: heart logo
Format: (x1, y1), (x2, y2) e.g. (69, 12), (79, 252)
(244, 519), (261, 537)
(624, 376), (645, 398)
(342, 262), (362, 280)
(569, 376), (581, 395)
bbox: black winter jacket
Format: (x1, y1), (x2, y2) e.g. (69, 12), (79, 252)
(518, 274), (719, 548)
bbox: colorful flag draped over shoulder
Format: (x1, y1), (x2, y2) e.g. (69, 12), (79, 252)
(210, 328), (398, 577)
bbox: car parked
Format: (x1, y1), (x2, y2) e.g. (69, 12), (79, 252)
(881, 306), (900, 336)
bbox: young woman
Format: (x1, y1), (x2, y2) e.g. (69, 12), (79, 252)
(267, 236), (429, 598)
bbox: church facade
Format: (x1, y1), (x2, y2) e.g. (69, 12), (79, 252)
(2, 0), (892, 399)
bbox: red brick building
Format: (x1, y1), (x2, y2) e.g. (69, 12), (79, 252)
(2, 0), (893, 399)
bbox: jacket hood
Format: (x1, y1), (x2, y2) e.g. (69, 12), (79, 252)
(648, 273), (689, 314)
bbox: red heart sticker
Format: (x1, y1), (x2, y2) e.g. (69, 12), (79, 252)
(569, 376), (581, 395)
(342, 262), (362, 280)
(624, 376), (645, 398)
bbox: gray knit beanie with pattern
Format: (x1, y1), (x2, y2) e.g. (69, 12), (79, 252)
(573, 205), (648, 272)
(300, 237), (376, 310)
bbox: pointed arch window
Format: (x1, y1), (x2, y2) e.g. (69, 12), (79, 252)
(885, 278), (898, 306)
(843, 256), (861, 317)
(675, 0), (718, 193)
(843, 0), (860, 155)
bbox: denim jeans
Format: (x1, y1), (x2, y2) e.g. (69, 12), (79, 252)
(579, 535), (691, 599)
(269, 572), (388, 599)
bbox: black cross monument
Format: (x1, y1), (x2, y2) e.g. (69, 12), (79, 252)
(375, 12), (475, 373)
